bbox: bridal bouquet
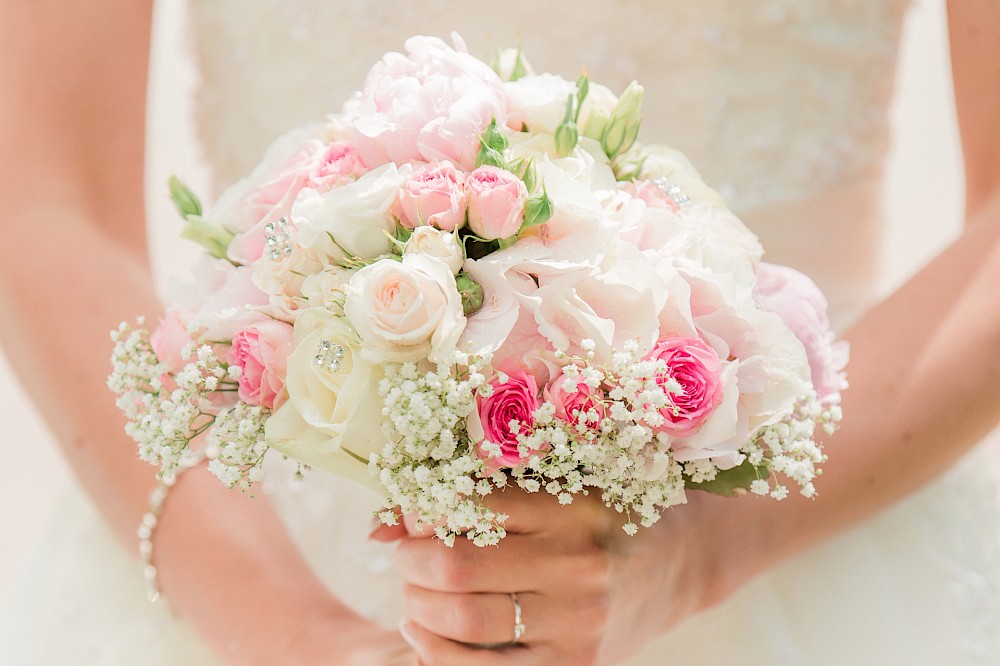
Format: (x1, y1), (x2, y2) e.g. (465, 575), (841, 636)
(110, 35), (847, 545)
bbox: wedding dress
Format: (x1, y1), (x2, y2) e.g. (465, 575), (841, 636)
(4, 1), (1000, 663)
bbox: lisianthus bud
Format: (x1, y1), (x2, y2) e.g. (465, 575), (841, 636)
(521, 188), (553, 230)
(554, 94), (579, 157)
(169, 175), (203, 218)
(602, 81), (644, 158)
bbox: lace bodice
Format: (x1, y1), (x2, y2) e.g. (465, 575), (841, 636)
(191, 0), (910, 213)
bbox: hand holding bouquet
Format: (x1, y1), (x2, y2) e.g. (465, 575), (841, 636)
(110, 35), (847, 546)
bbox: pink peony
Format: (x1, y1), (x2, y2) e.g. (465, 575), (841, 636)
(351, 35), (509, 170)
(754, 262), (849, 403)
(475, 370), (539, 467)
(309, 141), (365, 189)
(646, 337), (724, 437)
(465, 165), (527, 240)
(544, 370), (606, 428)
(391, 161), (468, 231)
(227, 319), (295, 410)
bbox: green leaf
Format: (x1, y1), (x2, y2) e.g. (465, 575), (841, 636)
(168, 175), (202, 219)
(687, 460), (769, 497)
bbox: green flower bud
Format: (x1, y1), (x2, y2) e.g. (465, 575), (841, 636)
(168, 175), (202, 219)
(602, 81), (644, 159)
(456, 274), (485, 316)
(476, 118), (509, 168)
(522, 187), (554, 230)
(574, 74), (590, 123)
(180, 216), (236, 261)
(554, 94), (579, 157)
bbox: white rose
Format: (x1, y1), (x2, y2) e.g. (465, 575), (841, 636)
(265, 308), (386, 493)
(252, 246), (325, 301)
(300, 265), (352, 309)
(403, 226), (466, 275)
(292, 163), (408, 262)
(344, 254), (466, 364)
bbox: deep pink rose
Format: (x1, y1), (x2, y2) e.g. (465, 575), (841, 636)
(544, 370), (606, 428)
(754, 262), (848, 403)
(391, 161), (468, 231)
(150, 312), (194, 374)
(476, 370), (539, 467)
(309, 141), (365, 189)
(351, 35), (509, 170)
(227, 320), (294, 409)
(646, 337), (724, 436)
(465, 166), (527, 240)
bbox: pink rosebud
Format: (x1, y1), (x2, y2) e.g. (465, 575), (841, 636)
(150, 312), (194, 374)
(544, 369), (606, 428)
(391, 161), (468, 232)
(646, 337), (724, 437)
(465, 166), (527, 240)
(476, 370), (539, 467)
(309, 141), (365, 188)
(754, 262), (849, 403)
(227, 319), (294, 410)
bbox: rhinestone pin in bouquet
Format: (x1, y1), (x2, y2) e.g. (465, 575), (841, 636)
(110, 35), (847, 546)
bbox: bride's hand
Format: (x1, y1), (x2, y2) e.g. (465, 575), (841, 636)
(383, 487), (744, 665)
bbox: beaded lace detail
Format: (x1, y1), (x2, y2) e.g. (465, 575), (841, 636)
(191, 0), (910, 212)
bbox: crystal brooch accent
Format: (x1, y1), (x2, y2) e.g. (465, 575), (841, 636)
(314, 339), (346, 373)
(652, 177), (692, 209)
(264, 216), (295, 260)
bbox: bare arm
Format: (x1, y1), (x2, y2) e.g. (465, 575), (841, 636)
(0, 3), (411, 663)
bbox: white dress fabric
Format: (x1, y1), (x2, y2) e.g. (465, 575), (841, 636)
(4, 1), (1000, 663)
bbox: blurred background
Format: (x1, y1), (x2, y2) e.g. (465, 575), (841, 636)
(0, 0), (966, 598)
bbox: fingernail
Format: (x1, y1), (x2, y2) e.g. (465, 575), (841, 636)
(398, 620), (416, 646)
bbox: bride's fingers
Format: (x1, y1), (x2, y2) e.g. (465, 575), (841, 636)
(394, 533), (607, 593)
(482, 486), (611, 537)
(402, 585), (541, 645)
(399, 620), (548, 666)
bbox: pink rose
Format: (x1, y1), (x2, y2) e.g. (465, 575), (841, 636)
(475, 370), (539, 467)
(646, 337), (724, 437)
(351, 35), (509, 170)
(227, 320), (295, 410)
(150, 312), (194, 374)
(544, 370), (606, 428)
(465, 166), (527, 240)
(754, 262), (849, 403)
(309, 141), (365, 189)
(391, 161), (468, 231)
